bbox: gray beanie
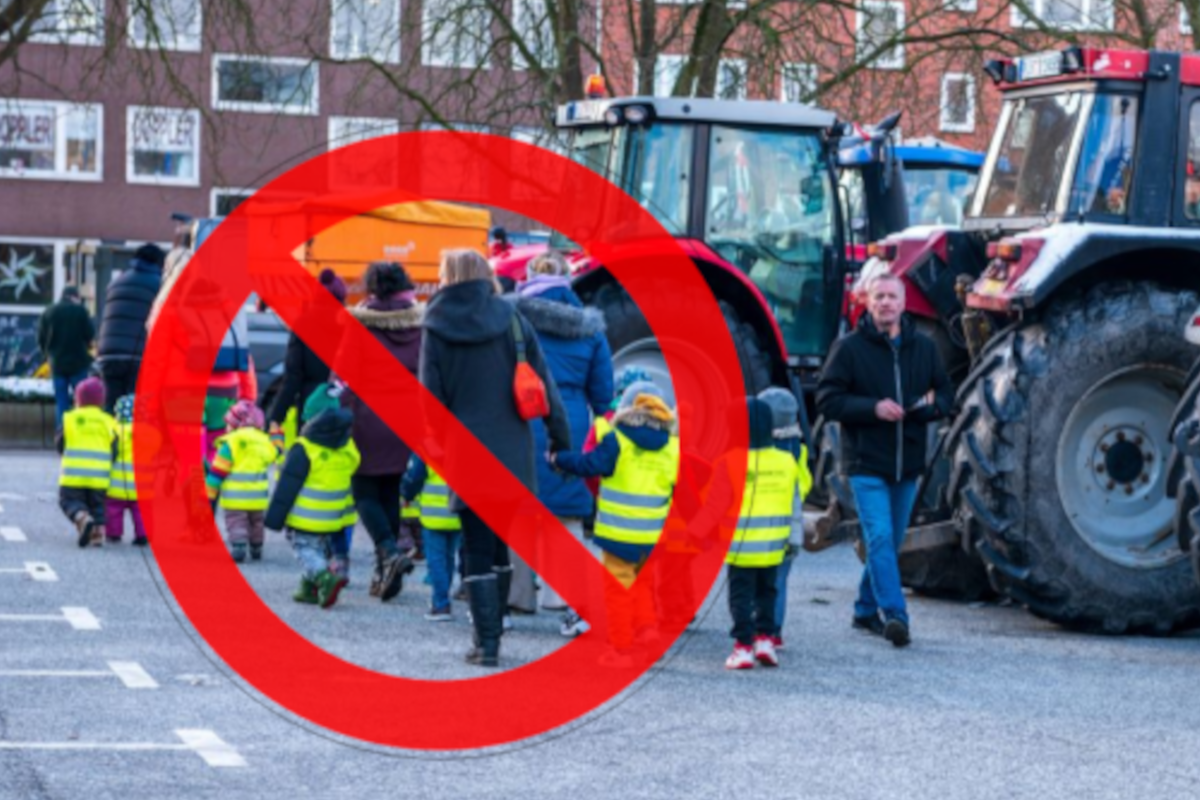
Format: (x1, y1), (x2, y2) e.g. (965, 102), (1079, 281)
(619, 380), (665, 410)
(757, 387), (799, 430)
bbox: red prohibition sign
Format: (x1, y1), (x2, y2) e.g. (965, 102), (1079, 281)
(136, 131), (750, 750)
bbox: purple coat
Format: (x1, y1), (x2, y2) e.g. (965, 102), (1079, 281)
(340, 296), (423, 476)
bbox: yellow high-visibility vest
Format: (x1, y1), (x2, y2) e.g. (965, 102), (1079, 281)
(725, 446), (804, 568)
(594, 428), (679, 547)
(284, 437), (360, 533)
(60, 407), (117, 491)
(217, 427), (279, 511)
(419, 468), (462, 532)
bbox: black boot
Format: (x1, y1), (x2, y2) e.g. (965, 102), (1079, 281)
(494, 564), (514, 633)
(465, 575), (502, 667)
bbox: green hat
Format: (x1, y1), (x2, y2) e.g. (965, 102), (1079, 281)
(302, 383), (341, 422)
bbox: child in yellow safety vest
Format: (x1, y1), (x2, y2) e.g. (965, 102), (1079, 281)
(551, 381), (679, 669)
(206, 400), (283, 564)
(105, 394), (151, 545)
(265, 384), (359, 608)
(57, 377), (117, 548)
(401, 455), (462, 621)
(695, 396), (812, 670)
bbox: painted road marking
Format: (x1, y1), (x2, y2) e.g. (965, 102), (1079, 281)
(0, 527), (26, 542)
(0, 661), (157, 689)
(0, 607), (100, 630)
(0, 729), (246, 768)
(0, 562), (58, 581)
(0, 493), (27, 501)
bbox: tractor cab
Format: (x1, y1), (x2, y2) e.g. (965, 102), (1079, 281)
(554, 94), (845, 367)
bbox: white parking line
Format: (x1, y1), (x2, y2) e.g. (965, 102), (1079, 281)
(0, 527), (26, 542)
(0, 607), (100, 630)
(0, 562), (58, 581)
(0, 492), (27, 501)
(0, 729), (246, 768)
(0, 661), (158, 690)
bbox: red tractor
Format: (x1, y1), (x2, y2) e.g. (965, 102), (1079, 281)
(833, 46), (1200, 633)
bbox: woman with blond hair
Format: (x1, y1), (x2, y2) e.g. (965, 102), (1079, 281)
(420, 248), (570, 667)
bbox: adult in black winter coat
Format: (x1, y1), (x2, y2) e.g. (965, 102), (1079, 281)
(816, 272), (953, 648)
(266, 270), (346, 431)
(38, 286), (95, 428)
(97, 244), (165, 410)
(420, 249), (570, 667)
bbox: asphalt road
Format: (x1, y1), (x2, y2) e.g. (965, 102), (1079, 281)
(1, 449), (1198, 800)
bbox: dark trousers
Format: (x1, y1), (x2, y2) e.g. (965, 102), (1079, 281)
(351, 473), (414, 556)
(727, 564), (779, 646)
(460, 507), (510, 577)
(59, 487), (107, 526)
(99, 359), (140, 412)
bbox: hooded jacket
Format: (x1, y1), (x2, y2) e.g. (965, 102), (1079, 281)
(265, 408), (355, 531)
(420, 279), (570, 513)
(511, 286), (614, 517)
(815, 313), (953, 482)
(98, 256), (162, 361)
(38, 296), (94, 377)
(267, 321), (335, 428)
(339, 297), (423, 475)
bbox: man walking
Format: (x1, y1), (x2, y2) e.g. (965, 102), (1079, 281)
(38, 286), (95, 429)
(96, 244), (165, 409)
(816, 273), (953, 647)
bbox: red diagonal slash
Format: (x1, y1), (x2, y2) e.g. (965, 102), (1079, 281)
(138, 131), (750, 749)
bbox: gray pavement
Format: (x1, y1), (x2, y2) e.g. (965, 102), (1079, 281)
(1, 449), (1198, 800)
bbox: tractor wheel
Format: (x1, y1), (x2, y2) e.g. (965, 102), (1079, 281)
(950, 282), (1200, 634)
(1167, 359), (1200, 585)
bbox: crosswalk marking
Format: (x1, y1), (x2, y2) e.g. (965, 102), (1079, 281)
(0, 562), (58, 581)
(0, 527), (26, 542)
(0, 729), (245, 768)
(0, 607), (101, 630)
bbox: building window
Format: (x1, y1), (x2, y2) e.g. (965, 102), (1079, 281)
(1012, 0), (1114, 30)
(128, 0), (202, 51)
(29, 0), (104, 45)
(126, 106), (200, 186)
(647, 55), (746, 98)
(945, 0), (977, 11)
(212, 55), (319, 116)
(856, 1), (905, 71)
(328, 116), (401, 188)
(512, 0), (556, 70)
(421, 0), (491, 68)
(717, 59), (747, 100)
(1183, 3), (1194, 34)
(0, 101), (102, 181)
(939, 74), (975, 133)
(649, 54), (685, 97)
(211, 189), (253, 216)
(0, 240), (57, 313)
(330, 0), (401, 63)
(780, 63), (818, 103)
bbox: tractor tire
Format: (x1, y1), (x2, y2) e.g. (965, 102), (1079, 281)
(949, 282), (1200, 634)
(1167, 359), (1200, 585)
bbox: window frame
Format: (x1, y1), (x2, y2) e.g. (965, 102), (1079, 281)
(127, 0), (203, 52)
(329, 0), (402, 64)
(779, 62), (818, 103)
(1010, 0), (1115, 31)
(211, 54), (320, 116)
(939, 73), (976, 134)
(0, 238), (68, 315)
(0, 100), (104, 182)
(856, 1), (906, 71)
(945, 0), (977, 12)
(420, 0), (492, 69)
(28, 0), (105, 46)
(125, 105), (201, 187)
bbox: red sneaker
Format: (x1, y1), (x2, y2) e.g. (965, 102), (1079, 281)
(754, 635), (779, 667)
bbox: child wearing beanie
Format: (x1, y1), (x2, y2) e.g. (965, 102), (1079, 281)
(106, 394), (151, 545)
(57, 377), (118, 548)
(206, 400), (281, 563)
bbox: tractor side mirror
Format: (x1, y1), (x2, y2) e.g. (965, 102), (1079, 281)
(801, 175), (826, 215)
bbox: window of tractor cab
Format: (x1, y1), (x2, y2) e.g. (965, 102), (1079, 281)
(612, 123), (694, 235)
(1067, 93), (1138, 217)
(977, 90), (1089, 219)
(1185, 102), (1200, 221)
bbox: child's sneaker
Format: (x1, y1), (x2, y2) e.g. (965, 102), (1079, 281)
(293, 577), (319, 604)
(72, 511), (93, 549)
(424, 606), (453, 622)
(230, 543), (247, 563)
(753, 635), (779, 667)
(249, 543), (263, 561)
(725, 644), (755, 670)
(314, 569), (348, 609)
(560, 611), (590, 638)
(771, 635), (785, 651)
(89, 526), (104, 547)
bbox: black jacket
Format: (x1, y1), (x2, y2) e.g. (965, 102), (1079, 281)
(265, 408), (354, 532)
(38, 299), (94, 377)
(267, 327), (333, 428)
(97, 258), (162, 361)
(420, 279), (570, 513)
(816, 314), (954, 482)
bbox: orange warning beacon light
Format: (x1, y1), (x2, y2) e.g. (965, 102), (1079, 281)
(585, 74), (607, 99)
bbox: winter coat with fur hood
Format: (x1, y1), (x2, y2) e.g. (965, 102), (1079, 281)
(511, 286), (614, 517)
(339, 296), (423, 475)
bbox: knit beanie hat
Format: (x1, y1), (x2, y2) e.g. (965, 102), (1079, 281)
(75, 377), (105, 409)
(618, 380), (675, 423)
(224, 399), (265, 430)
(114, 394), (136, 423)
(757, 387), (799, 431)
(302, 382), (342, 422)
(318, 268), (348, 304)
(136, 243), (166, 267)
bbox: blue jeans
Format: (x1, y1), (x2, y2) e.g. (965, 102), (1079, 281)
(424, 528), (461, 611)
(53, 370), (89, 429)
(292, 532), (329, 580)
(849, 475), (919, 625)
